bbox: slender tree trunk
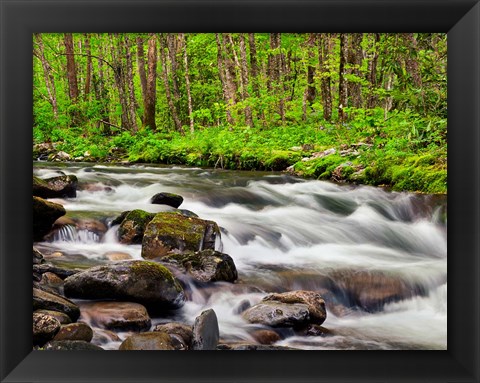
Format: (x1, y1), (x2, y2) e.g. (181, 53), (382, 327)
(167, 34), (181, 100)
(269, 33), (285, 124)
(338, 33), (349, 122)
(233, 34), (253, 127)
(347, 33), (363, 109)
(143, 33), (158, 131)
(136, 36), (148, 122)
(248, 33), (265, 125)
(318, 33), (333, 121)
(303, 34), (317, 121)
(215, 33), (235, 125)
(109, 34), (130, 130)
(94, 40), (111, 135)
(125, 35), (139, 132)
(159, 34), (183, 133)
(401, 33), (422, 88)
(366, 33), (380, 109)
(34, 34), (58, 119)
(181, 34), (194, 134)
(84, 34), (92, 99)
(64, 33), (79, 103)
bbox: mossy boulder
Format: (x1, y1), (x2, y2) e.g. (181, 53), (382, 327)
(119, 332), (176, 350)
(33, 287), (80, 321)
(262, 290), (327, 325)
(150, 192), (184, 208)
(33, 175), (78, 199)
(53, 322), (94, 342)
(116, 209), (156, 244)
(141, 212), (220, 259)
(79, 301), (151, 332)
(160, 249), (237, 283)
(63, 260), (185, 311)
(242, 301), (310, 328)
(33, 312), (61, 346)
(33, 196), (66, 241)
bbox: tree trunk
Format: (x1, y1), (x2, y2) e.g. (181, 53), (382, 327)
(303, 34), (317, 121)
(136, 36), (148, 122)
(143, 34), (158, 131)
(347, 33), (363, 109)
(366, 33), (380, 109)
(109, 34), (130, 130)
(248, 33), (265, 125)
(94, 39), (111, 135)
(338, 33), (348, 122)
(269, 33), (285, 124)
(215, 33), (235, 126)
(84, 34), (92, 99)
(64, 33), (79, 103)
(181, 34), (194, 134)
(401, 33), (422, 88)
(34, 34), (58, 119)
(159, 34), (183, 133)
(234, 34), (253, 127)
(167, 34), (181, 100)
(125, 35), (139, 132)
(318, 33), (333, 121)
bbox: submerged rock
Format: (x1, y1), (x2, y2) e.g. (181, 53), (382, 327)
(53, 322), (94, 342)
(192, 309), (219, 350)
(33, 312), (61, 346)
(119, 332), (176, 350)
(150, 192), (184, 208)
(43, 340), (104, 350)
(63, 260), (185, 311)
(251, 329), (282, 345)
(33, 287), (80, 321)
(141, 212), (220, 259)
(33, 197), (66, 241)
(153, 322), (193, 349)
(160, 249), (237, 283)
(33, 174), (78, 199)
(79, 301), (151, 332)
(242, 302), (310, 328)
(116, 210), (156, 244)
(262, 290), (327, 325)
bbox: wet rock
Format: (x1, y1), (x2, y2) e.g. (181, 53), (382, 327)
(263, 290), (327, 325)
(39, 272), (64, 293)
(192, 309), (219, 350)
(160, 250), (237, 283)
(91, 328), (121, 346)
(79, 301), (151, 332)
(53, 322), (94, 342)
(33, 287), (80, 321)
(119, 332), (176, 350)
(33, 142), (55, 158)
(242, 302), (310, 328)
(104, 252), (132, 261)
(33, 312), (61, 346)
(32, 263), (79, 279)
(33, 174), (78, 199)
(150, 192), (184, 208)
(63, 260), (185, 311)
(116, 210), (156, 244)
(33, 196), (66, 241)
(76, 219), (108, 235)
(49, 151), (72, 162)
(251, 329), (282, 345)
(178, 209), (199, 218)
(217, 343), (297, 350)
(34, 310), (72, 325)
(233, 299), (251, 314)
(33, 247), (45, 265)
(297, 324), (333, 337)
(142, 212), (220, 259)
(153, 322), (193, 349)
(43, 340), (104, 350)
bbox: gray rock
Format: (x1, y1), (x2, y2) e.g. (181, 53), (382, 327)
(63, 260), (185, 311)
(33, 196), (66, 241)
(33, 312), (61, 346)
(262, 290), (327, 325)
(33, 287), (80, 321)
(43, 340), (104, 350)
(150, 192), (184, 208)
(141, 212), (220, 259)
(119, 332), (176, 350)
(160, 250), (237, 283)
(33, 174), (78, 198)
(32, 263), (79, 279)
(79, 301), (151, 332)
(34, 310), (72, 325)
(242, 302), (310, 328)
(53, 322), (94, 342)
(192, 309), (219, 350)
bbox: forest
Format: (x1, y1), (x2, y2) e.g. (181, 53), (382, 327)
(33, 33), (447, 194)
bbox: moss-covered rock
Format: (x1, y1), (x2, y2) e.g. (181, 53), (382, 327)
(63, 260), (185, 311)
(33, 196), (66, 241)
(141, 212), (220, 259)
(33, 174), (78, 198)
(160, 249), (237, 283)
(116, 209), (156, 244)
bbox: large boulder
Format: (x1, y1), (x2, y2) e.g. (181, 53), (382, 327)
(160, 250), (237, 283)
(119, 332), (176, 350)
(79, 301), (151, 332)
(63, 260), (185, 311)
(191, 309), (219, 350)
(33, 312), (61, 346)
(242, 302), (310, 328)
(33, 175), (78, 199)
(33, 287), (80, 321)
(33, 196), (66, 241)
(262, 290), (326, 325)
(141, 212), (220, 259)
(53, 322), (94, 342)
(115, 210), (156, 244)
(150, 192), (184, 208)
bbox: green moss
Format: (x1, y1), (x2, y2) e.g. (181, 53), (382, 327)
(128, 260), (177, 284)
(262, 150), (302, 171)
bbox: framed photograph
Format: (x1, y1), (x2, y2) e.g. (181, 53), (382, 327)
(1, 0), (479, 382)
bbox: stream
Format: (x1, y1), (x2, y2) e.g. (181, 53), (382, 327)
(33, 162), (447, 350)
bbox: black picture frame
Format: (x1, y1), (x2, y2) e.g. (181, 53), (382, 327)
(1, 0), (479, 382)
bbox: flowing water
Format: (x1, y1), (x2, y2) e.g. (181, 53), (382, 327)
(33, 162), (447, 350)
